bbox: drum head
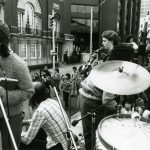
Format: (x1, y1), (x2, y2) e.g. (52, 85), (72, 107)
(97, 114), (150, 150)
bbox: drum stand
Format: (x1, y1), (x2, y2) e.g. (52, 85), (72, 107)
(53, 87), (78, 150)
(72, 97), (118, 150)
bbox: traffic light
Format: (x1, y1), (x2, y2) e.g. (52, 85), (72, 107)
(50, 16), (54, 28)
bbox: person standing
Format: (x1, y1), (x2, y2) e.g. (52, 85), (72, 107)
(53, 68), (61, 93)
(61, 73), (71, 110)
(0, 20), (34, 150)
(71, 66), (78, 97)
(78, 30), (120, 150)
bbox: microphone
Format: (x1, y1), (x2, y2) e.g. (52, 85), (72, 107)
(90, 53), (97, 64)
(93, 47), (104, 54)
(72, 119), (80, 126)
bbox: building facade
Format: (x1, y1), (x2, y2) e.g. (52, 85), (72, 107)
(0, 0), (73, 70)
(71, 0), (100, 52)
(70, 0), (141, 50)
(118, 0), (141, 42)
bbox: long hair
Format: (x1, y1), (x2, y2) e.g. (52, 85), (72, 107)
(0, 30), (10, 57)
(108, 43), (135, 61)
(29, 82), (49, 108)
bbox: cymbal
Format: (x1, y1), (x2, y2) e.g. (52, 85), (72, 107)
(88, 61), (150, 95)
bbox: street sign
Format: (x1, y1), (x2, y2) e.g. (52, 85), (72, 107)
(51, 52), (57, 56)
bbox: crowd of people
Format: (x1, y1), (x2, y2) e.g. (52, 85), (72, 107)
(1, 19), (150, 150)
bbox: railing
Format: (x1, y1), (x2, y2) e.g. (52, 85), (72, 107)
(10, 26), (64, 40)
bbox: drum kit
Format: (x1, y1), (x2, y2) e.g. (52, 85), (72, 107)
(88, 60), (150, 150)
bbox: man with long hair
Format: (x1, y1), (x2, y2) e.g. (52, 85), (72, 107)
(21, 82), (70, 150)
(0, 20), (34, 150)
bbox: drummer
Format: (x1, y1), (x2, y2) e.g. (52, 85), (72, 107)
(102, 43), (135, 115)
(78, 30), (121, 150)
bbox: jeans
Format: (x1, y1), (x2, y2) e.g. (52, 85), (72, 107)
(78, 94), (106, 150)
(63, 91), (70, 108)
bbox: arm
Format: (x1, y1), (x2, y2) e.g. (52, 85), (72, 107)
(21, 109), (45, 145)
(102, 91), (117, 110)
(2, 60), (34, 105)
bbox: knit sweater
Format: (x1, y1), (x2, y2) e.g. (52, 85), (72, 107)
(0, 52), (34, 117)
(79, 75), (103, 101)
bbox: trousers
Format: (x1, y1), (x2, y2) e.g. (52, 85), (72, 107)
(78, 94), (106, 150)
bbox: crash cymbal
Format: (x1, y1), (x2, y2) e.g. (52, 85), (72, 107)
(88, 60), (150, 95)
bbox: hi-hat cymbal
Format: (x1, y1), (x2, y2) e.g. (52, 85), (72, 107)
(88, 61), (150, 95)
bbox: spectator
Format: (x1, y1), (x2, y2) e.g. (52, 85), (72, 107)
(71, 66), (78, 97)
(53, 68), (61, 93)
(61, 73), (71, 110)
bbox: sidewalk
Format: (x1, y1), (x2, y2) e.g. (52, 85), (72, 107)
(49, 62), (83, 75)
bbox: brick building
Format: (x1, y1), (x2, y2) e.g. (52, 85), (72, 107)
(0, 0), (74, 70)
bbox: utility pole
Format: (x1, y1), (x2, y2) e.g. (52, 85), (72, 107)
(90, 7), (93, 54)
(52, 9), (56, 70)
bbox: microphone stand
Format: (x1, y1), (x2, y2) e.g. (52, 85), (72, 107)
(0, 68), (18, 150)
(0, 98), (18, 150)
(53, 87), (78, 150)
(72, 96), (118, 150)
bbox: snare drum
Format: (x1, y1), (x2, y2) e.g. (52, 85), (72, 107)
(96, 114), (150, 150)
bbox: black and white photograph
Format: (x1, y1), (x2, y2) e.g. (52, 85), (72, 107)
(0, 0), (150, 150)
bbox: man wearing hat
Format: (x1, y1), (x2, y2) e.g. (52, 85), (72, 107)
(0, 20), (34, 150)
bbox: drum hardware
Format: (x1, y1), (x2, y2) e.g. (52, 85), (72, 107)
(72, 96), (118, 150)
(116, 104), (122, 115)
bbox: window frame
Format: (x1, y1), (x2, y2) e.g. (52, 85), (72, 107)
(30, 44), (37, 59)
(20, 44), (28, 59)
(37, 44), (41, 59)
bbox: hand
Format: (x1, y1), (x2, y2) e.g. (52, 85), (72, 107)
(21, 131), (26, 143)
(0, 86), (5, 98)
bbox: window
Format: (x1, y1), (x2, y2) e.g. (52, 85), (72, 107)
(71, 4), (98, 15)
(35, 16), (42, 35)
(18, 12), (23, 33)
(30, 44), (36, 58)
(72, 18), (98, 28)
(37, 44), (41, 58)
(24, 3), (34, 34)
(20, 44), (27, 59)
(17, 0), (42, 35)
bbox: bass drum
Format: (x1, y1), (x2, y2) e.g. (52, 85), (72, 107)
(96, 114), (150, 150)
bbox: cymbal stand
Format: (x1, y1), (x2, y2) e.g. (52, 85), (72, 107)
(53, 87), (78, 150)
(72, 95), (119, 150)
(0, 98), (18, 150)
(142, 92), (149, 102)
